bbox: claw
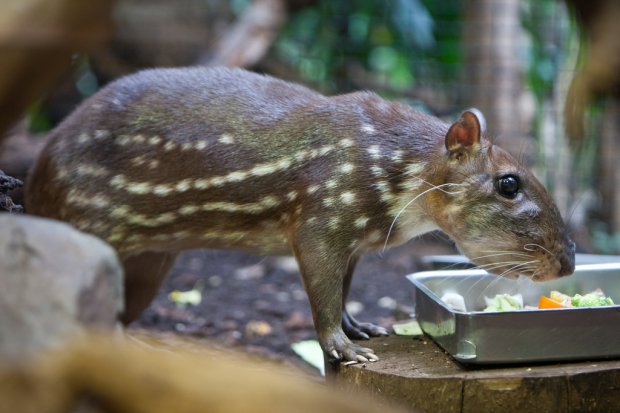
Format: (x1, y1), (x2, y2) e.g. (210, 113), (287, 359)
(366, 353), (379, 362)
(356, 355), (369, 363)
(330, 349), (340, 360)
(377, 327), (389, 336)
(343, 360), (358, 366)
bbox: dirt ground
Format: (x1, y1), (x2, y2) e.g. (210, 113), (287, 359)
(130, 234), (456, 373)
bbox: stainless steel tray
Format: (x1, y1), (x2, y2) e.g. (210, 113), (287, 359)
(407, 260), (620, 365)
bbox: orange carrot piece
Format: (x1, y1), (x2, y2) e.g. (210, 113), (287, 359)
(538, 295), (568, 309)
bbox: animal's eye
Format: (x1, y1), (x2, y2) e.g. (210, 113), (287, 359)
(496, 175), (519, 199)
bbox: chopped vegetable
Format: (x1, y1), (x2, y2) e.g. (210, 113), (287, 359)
(441, 292), (467, 312)
(538, 295), (568, 309)
(571, 290), (614, 307)
(540, 289), (614, 309)
(484, 293), (523, 312)
(549, 290), (572, 307)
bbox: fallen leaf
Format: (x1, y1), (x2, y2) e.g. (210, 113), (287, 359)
(392, 320), (423, 336)
(245, 320), (272, 337)
(291, 340), (324, 375)
(168, 288), (202, 306)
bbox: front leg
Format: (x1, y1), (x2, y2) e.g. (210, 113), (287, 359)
(291, 235), (378, 363)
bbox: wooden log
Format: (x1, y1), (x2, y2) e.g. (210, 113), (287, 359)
(336, 334), (620, 413)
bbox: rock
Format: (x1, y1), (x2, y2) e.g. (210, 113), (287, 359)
(0, 214), (123, 360)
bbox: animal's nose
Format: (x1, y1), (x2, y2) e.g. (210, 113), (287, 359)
(558, 240), (576, 277)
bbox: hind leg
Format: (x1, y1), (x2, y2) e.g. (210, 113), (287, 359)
(120, 251), (179, 324)
(341, 257), (389, 339)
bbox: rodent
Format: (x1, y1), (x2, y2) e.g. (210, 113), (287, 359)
(25, 67), (576, 362)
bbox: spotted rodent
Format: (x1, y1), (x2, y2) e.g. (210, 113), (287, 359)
(25, 67), (575, 362)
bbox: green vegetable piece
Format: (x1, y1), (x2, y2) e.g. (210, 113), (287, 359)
(484, 294), (524, 312)
(571, 293), (614, 307)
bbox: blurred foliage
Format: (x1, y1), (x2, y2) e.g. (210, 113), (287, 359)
(521, 0), (573, 103)
(273, 0), (462, 98)
(27, 56), (98, 133)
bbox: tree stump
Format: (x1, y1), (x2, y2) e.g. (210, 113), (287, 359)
(336, 334), (620, 413)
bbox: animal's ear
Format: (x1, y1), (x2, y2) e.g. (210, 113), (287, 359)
(445, 108), (486, 156)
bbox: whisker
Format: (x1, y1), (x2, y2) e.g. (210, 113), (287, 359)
(523, 243), (553, 257)
(467, 251), (534, 262)
(477, 249), (534, 257)
(497, 260), (540, 278)
(471, 260), (530, 272)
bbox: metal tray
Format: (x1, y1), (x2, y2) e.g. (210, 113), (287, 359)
(407, 259), (620, 365)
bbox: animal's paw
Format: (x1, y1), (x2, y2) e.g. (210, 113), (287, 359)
(322, 329), (379, 363)
(342, 310), (389, 340)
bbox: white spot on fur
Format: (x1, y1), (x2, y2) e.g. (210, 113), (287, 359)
(354, 216), (369, 228)
(339, 163), (355, 174)
(405, 162), (425, 176)
(325, 179), (337, 189)
(66, 189), (111, 208)
(153, 184), (173, 196)
(76, 164), (109, 177)
(131, 156), (145, 167)
(340, 191), (356, 205)
(287, 191), (298, 201)
(164, 141), (177, 151)
(251, 163), (278, 176)
(94, 130), (109, 139)
(339, 138), (354, 148)
(127, 182), (153, 195)
(148, 136), (162, 145)
(219, 134), (235, 144)
(210, 177), (226, 186)
(194, 140), (208, 150)
(328, 217), (340, 230)
(77, 133), (90, 144)
(111, 205), (131, 218)
(319, 145), (334, 156)
(367, 145), (381, 159)
(174, 231), (190, 239)
(179, 204), (199, 215)
(175, 179), (192, 192)
(116, 135), (130, 146)
(392, 150), (405, 162)
(399, 179), (423, 192)
(361, 124), (375, 134)
(307, 185), (319, 194)
(194, 179), (210, 190)
(110, 175), (127, 189)
(200, 196), (281, 213)
(381, 192), (396, 202)
(228, 171), (249, 182)
(370, 165), (384, 177)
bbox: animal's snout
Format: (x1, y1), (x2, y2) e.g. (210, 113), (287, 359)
(558, 240), (576, 277)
